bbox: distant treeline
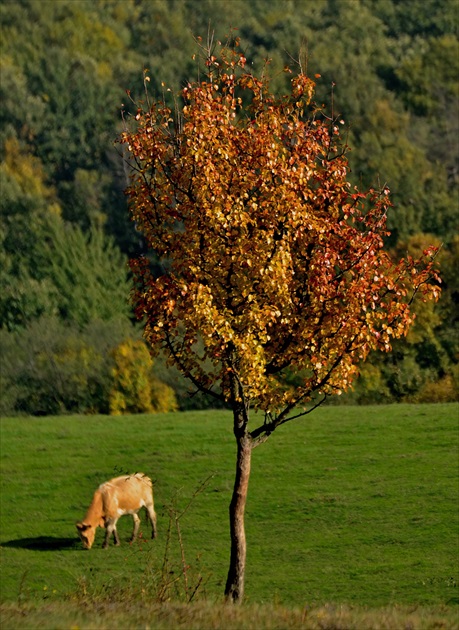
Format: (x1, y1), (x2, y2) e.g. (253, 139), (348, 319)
(1, 0), (457, 415)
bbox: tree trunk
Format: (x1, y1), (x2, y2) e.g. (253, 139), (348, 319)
(225, 429), (252, 604)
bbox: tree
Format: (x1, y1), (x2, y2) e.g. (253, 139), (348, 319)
(41, 220), (132, 327)
(0, 137), (62, 330)
(0, 206), (132, 331)
(121, 42), (441, 603)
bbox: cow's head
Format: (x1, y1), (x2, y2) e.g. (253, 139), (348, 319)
(76, 522), (96, 549)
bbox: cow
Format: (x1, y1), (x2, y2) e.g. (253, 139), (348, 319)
(76, 473), (157, 549)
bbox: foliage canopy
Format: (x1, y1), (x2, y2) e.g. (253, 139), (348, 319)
(121, 43), (441, 426)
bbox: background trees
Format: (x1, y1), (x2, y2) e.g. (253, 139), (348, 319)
(0, 0), (457, 415)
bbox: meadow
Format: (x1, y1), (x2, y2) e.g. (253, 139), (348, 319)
(0, 404), (458, 628)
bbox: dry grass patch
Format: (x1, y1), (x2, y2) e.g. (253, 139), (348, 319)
(1, 601), (458, 630)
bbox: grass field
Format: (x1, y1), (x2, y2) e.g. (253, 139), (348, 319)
(0, 404), (458, 628)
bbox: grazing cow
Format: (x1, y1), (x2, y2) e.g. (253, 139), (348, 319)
(76, 473), (157, 549)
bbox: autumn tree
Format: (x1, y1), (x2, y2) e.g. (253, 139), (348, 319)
(120, 42), (440, 603)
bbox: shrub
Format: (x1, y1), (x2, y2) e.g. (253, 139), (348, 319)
(0, 318), (102, 415)
(109, 339), (177, 415)
(413, 368), (459, 403)
(0, 316), (134, 416)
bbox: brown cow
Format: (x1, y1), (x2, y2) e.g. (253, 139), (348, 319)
(76, 473), (157, 549)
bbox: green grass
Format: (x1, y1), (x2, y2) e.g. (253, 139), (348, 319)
(0, 404), (458, 621)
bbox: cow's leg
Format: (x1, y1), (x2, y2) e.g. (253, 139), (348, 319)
(112, 526), (120, 546)
(103, 519), (120, 548)
(130, 512), (140, 542)
(146, 503), (157, 539)
(103, 526), (111, 548)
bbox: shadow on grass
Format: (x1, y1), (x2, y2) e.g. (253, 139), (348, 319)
(1, 536), (80, 551)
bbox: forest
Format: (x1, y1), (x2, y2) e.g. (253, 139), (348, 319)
(0, 0), (457, 415)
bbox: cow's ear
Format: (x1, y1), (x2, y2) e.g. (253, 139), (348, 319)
(77, 522), (90, 532)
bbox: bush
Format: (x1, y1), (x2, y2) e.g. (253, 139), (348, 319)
(0, 318), (118, 415)
(109, 339), (177, 415)
(0, 317), (177, 416)
(413, 367), (459, 403)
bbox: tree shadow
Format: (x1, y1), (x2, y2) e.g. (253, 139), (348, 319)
(1, 536), (80, 551)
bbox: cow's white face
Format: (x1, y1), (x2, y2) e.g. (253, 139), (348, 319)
(76, 522), (96, 549)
